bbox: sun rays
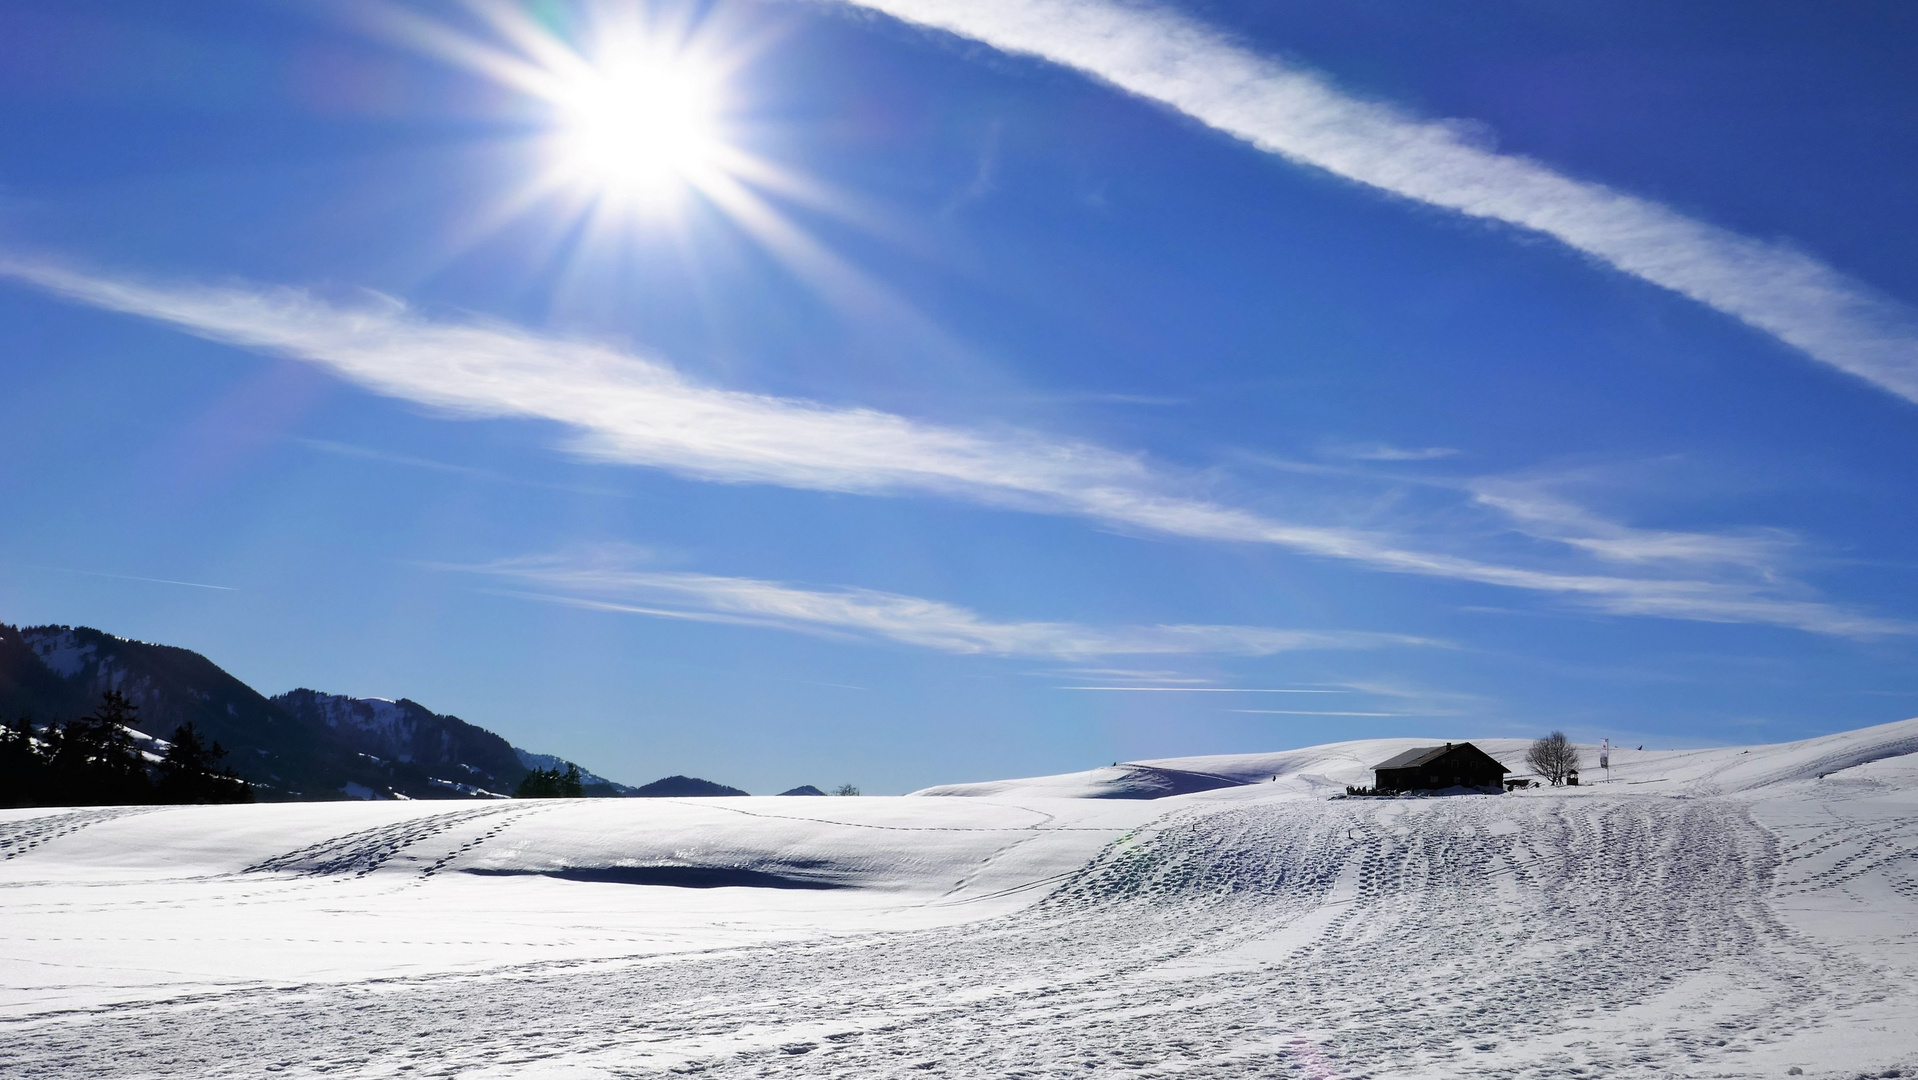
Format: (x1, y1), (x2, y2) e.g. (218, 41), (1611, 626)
(350, 0), (968, 365)
(550, 49), (722, 199)
(365, 1), (796, 248)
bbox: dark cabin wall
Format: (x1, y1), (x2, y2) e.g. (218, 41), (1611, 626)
(1377, 764), (1504, 790)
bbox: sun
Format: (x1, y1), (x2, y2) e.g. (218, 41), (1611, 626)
(375, 1), (856, 268)
(553, 50), (722, 199)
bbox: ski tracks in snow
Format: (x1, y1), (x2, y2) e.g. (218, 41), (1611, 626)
(1, 791), (1916, 1078)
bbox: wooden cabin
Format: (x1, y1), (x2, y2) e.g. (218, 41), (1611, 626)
(1372, 742), (1509, 792)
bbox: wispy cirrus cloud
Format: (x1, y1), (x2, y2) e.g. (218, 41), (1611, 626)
(1044, 668), (1216, 684)
(1470, 475), (1791, 573)
(455, 548), (1430, 659)
(838, 0), (1918, 403)
(1327, 443), (1459, 463)
(295, 437), (632, 497)
(1, 259), (1903, 637)
(1228, 709), (1431, 717)
(1056, 686), (1346, 693)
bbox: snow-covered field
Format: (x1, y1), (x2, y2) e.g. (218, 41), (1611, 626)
(5, 724), (1918, 1079)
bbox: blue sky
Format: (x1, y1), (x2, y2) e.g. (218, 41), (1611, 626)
(4, 0), (1918, 794)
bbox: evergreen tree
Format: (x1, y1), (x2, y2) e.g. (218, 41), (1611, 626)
(0, 714), (49, 808)
(515, 766), (557, 798)
(156, 722), (252, 804)
(50, 691), (153, 805)
(3, 696), (257, 807)
(514, 762), (586, 798)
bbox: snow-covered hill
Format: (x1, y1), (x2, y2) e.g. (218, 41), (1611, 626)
(913, 719), (1918, 799)
(3, 720), (1917, 1078)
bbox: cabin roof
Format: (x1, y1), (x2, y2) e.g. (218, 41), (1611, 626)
(1374, 745), (1451, 770)
(1372, 742), (1509, 773)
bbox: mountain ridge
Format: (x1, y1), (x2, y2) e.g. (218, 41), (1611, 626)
(0, 622), (738, 801)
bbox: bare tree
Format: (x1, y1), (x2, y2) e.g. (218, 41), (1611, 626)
(1526, 731), (1581, 786)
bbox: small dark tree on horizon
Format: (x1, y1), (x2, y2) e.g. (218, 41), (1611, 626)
(833, 783), (860, 797)
(1526, 731), (1582, 787)
(515, 762), (585, 798)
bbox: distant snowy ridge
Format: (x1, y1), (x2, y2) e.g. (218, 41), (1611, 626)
(912, 718), (1918, 799)
(911, 762), (1252, 800)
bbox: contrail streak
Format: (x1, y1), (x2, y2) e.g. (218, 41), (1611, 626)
(840, 0), (1918, 402)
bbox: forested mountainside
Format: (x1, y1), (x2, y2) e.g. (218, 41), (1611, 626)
(0, 623), (635, 801)
(272, 689), (529, 798)
(511, 748), (641, 798)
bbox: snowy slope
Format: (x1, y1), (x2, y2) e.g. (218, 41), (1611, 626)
(913, 718), (1918, 799)
(3, 722), (1917, 1078)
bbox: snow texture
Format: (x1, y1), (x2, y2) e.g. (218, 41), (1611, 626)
(21, 625), (136, 697)
(3, 721), (1918, 1078)
(24, 627), (97, 679)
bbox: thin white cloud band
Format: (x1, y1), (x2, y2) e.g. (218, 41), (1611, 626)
(2, 258), (1900, 638)
(837, 0), (1918, 402)
(462, 552), (1431, 658)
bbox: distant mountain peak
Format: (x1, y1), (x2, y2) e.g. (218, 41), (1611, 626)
(2, 619), (748, 805)
(628, 775), (749, 798)
(271, 688), (525, 798)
